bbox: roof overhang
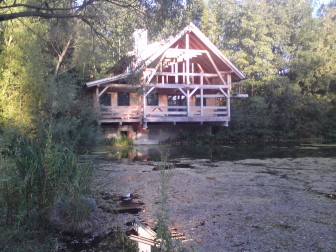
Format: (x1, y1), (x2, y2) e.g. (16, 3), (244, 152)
(86, 72), (132, 87)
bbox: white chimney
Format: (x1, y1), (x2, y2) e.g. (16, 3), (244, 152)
(133, 29), (148, 61)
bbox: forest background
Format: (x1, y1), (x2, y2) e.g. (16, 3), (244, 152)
(0, 0), (336, 250)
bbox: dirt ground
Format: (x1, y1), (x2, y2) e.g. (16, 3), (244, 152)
(90, 157), (336, 251)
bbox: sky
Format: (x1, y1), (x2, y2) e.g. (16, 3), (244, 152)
(313, 0), (332, 15)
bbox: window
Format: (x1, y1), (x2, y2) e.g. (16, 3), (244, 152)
(167, 95), (186, 106)
(195, 97), (206, 106)
(99, 93), (111, 106)
(147, 93), (159, 106)
(118, 92), (130, 106)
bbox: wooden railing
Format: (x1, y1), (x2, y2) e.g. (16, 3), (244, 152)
(100, 106), (140, 120)
(99, 105), (228, 123)
(145, 106), (227, 118)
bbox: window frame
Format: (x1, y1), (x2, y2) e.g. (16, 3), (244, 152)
(99, 93), (112, 106)
(117, 92), (130, 106)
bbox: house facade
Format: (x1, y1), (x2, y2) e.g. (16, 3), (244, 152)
(86, 23), (245, 144)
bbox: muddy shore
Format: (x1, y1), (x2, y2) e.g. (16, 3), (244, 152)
(90, 157), (336, 251)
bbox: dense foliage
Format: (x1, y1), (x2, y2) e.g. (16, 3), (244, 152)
(0, 0), (336, 250)
(186, 0), (336, 142)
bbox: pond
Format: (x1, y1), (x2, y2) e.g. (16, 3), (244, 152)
(92, 142), (336, 162)
(64, 142), (336, 251)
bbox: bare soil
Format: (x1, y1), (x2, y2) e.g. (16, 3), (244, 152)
(90, 157), (336, 251)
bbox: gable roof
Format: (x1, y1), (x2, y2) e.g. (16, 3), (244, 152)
(86, 23), (245, 87)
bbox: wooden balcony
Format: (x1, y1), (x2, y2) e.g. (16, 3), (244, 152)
(100, 106), (141, 123)
(99, 105), (229, 124)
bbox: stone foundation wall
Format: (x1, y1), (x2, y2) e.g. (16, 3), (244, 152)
(100, 123), (212, 144)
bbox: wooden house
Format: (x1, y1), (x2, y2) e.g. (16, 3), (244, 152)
(86, 23), (245, 143)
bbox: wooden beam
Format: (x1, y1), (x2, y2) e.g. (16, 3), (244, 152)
(187, 89), (190, 116)
(178, 87), (187, 97)
(96, 86), (99, 111)
(98, 85), (109, 97)
(219, 88), (229, 98)
(145, 116), (229, 123)
(153, 84), (230, 89)
(196, 64), (211, 84)
(97, 83), (140, 89)
(227, 73), (232, 89)
(189, 87), (198, 97)
(201, 87), (203, 116)
(196, 94), (226, 98)
(186, 32), (190, 84)
(205, 51), (227, 85)
(165, 48), (207, 55)
(156, 72), (219, 78)
(227, 88), (231, 119)
(143, 87), (147, 122)
(145, 68), (157, 84)
(129, 235), (155, 247)
(145, 86), (156, 97)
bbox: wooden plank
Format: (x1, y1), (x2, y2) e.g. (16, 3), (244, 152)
(147, 111), (187, 116)
(165, 48), (207, 55)
(156, 72), (219, 78)
(196, 64), (211, 84)
(129, 235), (156, 247)
(145, 116), (229, 122)
(146, 105), (187, 109)
(98, 85), (109, 97)
(152, 84), (230, 89)
(189, 87), (198, 97)
(94, 83), (140, 89)
(186, 32), (190, 84)
(231, 94), (249, 98)
(195, 94), (226, 98)
(205, 51), (227, 85)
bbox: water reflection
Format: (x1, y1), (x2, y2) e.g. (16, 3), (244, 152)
(97, 143), (336, 162)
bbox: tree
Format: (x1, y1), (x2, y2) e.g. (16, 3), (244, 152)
(0, 0), (138, 21)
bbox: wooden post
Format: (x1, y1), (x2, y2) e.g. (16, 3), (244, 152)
(175, 62), (178, 84)
(143, 87), (147, 124)
(183, 63), (185, 84)
(227, 88), (230, 119)
(227, 73), (231, 118)
(200, 87), (204, 116)
(187, 89), (190, 117)
(227, 73), (232, 90)
(96, 86), (99, 111)
(186, 33), (190, 84)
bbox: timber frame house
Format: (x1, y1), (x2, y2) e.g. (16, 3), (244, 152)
(86, 23), (245, 130)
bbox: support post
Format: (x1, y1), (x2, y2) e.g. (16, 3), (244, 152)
(227, 73), (231, 119)
(200, 87), (204, 116)
(227, 88), (230, 119)
(143, 87), (147, 125)
(227, 73), (232, 90)
(187, 89), (190, 117)
(186, 32), (190, 84)
(96, 86), (100, 112)
(175, 62), (178, 84)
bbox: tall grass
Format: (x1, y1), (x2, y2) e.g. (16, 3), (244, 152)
(0, 131), (94, 250)
(153, 152), (188, 252)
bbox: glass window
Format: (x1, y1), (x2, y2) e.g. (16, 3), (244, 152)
(99, 93), (111, 106)
(167, 95), (186, 106)
(118, 92), (130, 106)
(147, 93), (159, 106)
